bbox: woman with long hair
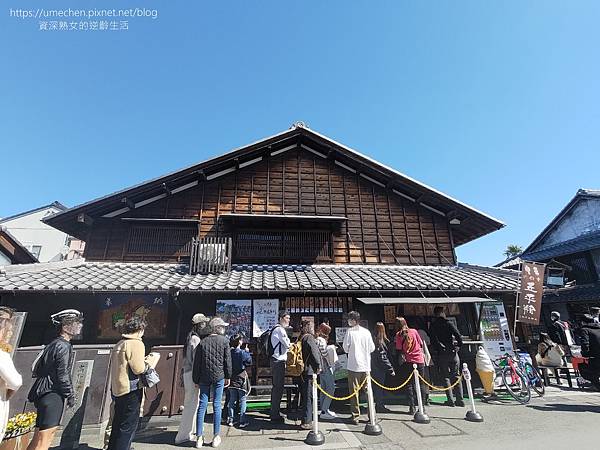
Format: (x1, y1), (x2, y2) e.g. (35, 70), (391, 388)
(371, 322), (395, 413)
(316, 323), (338, 419)
(395, 317), (426, 415)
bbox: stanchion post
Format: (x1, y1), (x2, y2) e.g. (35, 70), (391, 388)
(305, 373), (325, 445)
(462, 363), (484, 423)
(363, 372), (382, 435)
(412, 364), (430, 424)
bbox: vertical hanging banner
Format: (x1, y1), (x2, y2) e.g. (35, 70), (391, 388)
(517, 261), (546, 325)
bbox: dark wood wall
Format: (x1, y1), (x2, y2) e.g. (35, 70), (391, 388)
(84, 148), (456, 265)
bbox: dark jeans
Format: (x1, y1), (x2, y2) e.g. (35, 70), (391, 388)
(400, 363), (427, 408)
(270, 358), (286, 419)
(438, 352), (463, 402)
(107, 388), (143, 450)
(371, 365), (387, 408)
(299, 373), (313, 424)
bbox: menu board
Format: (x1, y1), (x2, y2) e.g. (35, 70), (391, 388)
(479, 302), (514, 360)
(384, 305), (397, 324)
(252, 299), (279, 337)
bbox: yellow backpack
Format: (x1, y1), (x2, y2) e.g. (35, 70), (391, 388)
(286, 341), (304, 377)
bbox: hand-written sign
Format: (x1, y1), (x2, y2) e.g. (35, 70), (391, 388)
(252, 299), (279, 337)
(517, 261), (546, 325)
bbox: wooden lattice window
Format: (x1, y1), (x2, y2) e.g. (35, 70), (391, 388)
(127, 225), (197, 257)
(234, 230), (332, 263)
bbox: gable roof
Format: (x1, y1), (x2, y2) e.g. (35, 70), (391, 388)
(0, 201), (67, 224)
(522, 189), (600, 256)
(44, 123), (504, 245)
(0, 227), (39, 264)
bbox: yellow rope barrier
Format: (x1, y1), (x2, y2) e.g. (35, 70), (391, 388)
(316, 375), (369, 401)
(418, 374), (463, 391)
(369, 373), (414, 391)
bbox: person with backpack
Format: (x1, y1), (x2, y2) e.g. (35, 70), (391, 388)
(227, 334), (252, 428)
(429, 307), (464, 407)
(175, 313), (210, 445)
(316, 323), (338, 420)
(298, 320), (321, 430)
(342, 311), (375, 425)
(26, 309), (83, 450)
(268, 310), (291, 423)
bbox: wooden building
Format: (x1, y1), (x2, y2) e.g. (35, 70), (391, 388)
(0, 123), (518, 417)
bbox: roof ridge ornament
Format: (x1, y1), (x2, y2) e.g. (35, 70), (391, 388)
(290, 121), (309, 130)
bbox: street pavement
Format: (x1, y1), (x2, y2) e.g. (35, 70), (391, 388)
(77, 386), (600, 450)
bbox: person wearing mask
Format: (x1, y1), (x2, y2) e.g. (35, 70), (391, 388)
(270, 310), (291, 423)
(316, 323), (338, 420)
(395, 317), (426, 415)
(227, 334), (252, 428)
(548, 311), (575, 355)
(298, 321), (321, 430)
(429, 307), (464, 407)
(175, 313), (210, 445)
(371, 322), (395, 413)
(192, 317), (232, 448)
(0, 307), (23, 442)
(27, 309), (83, 450)
(107, 316), (153, 450)
(342, 311), (375, 425)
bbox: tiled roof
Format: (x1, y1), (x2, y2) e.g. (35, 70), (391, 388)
(521, 230), (600, 262)
(0, 260), (518, 294)
(543, 283), (600, 305)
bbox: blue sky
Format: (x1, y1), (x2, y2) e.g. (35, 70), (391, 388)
(2, 1), (599, 266)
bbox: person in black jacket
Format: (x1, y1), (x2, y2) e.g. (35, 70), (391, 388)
(299, 320), (321, 429)
(27, 309), (83, 450)
(371, 322), (396, 413)
(429, 307), (464, 407)
(192, 318), (232, 449)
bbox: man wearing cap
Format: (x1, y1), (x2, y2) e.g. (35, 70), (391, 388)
(192, 317), (232, 448)
(175, 314), (210, 445)
(27, 309), (83, 450)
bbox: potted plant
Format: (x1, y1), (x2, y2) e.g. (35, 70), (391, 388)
(1, 412), (37, 450)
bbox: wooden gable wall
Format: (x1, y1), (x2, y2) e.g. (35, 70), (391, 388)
(84, 148), (456, 265)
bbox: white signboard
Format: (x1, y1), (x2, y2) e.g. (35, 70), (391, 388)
(252, 299), (279, 337)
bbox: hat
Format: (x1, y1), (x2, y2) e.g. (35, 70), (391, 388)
(209, 317), (229, 328)
(51, 309), (84, 325)
(192, 313), (209, 324)
(581, 314), (595, 323)
(590, 307), (600, 313)
(550, 311), (560, 319)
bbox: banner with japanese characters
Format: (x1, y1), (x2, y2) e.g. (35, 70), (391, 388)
(517, 261), (546, 325)
(252, 299), (279, 337)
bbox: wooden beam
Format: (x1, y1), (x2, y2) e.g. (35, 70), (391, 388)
(76, 213), (94, 226)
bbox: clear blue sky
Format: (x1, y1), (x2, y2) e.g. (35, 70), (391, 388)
(2, 1), (599, 266)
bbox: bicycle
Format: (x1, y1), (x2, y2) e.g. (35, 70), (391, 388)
(515, 353), (545, 397)
(492, 354), (531, 404)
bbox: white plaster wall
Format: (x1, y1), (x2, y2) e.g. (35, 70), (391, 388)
(537, 198), (600, 249)
(1, 206), (68, 262)
(0, 250), (11, 265)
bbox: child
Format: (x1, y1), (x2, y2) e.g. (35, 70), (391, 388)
(227, 334), (253, 427)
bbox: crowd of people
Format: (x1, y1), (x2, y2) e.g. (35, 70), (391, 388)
(2, 304), (599, 450)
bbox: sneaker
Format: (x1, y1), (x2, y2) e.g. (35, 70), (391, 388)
(455, 400), (465, 407)
(211, 435), (221, 448)
(349, 417), (360, 425)
(320, 412), (336, 420)
(408, 406), (416, 415)
(326, 410), (337, 418)
(195, 436), (204, 449)
(226, 419), (234, 427)
(270, 416), (285, 424)
(239, 421), (249, 428)
(443, 400), (456, 407)
(375, 405), (392, 413)
(300, 422), (312, 430)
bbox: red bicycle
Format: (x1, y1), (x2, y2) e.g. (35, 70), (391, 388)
(492, 354), (532, 404)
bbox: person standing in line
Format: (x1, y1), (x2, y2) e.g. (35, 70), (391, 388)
(227, 334), (252, 428)
(371, 322), (395, 413)
(316, 323), (338, 420)
(175, 313), (210, 444)
(298, 321), (321, 430)
(429, 307), (464, 407)
(0, 307), (23, 442)
(270, 310), (291, 423)
(107, 316), (152, 450)
(395, 317), (426, 415)
(192, 318), (231, 448)
(414, 317), (432, 405)
(342, 311), (375, 425)
(27, 309), (83, 450)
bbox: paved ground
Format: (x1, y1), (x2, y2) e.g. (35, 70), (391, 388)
(76, 386), (600, 450)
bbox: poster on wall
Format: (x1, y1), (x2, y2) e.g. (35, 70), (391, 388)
(301, 316), (315, 332)
(216, 300), (252, 338)
(98, 294), (168, 339)
(253, 299), (279, 337)
(384, 305), (396, 324)
(335, 327), (348, 343)
(0, 311), (27, 358)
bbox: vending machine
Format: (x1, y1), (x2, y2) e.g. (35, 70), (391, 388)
(479, 302), (514, 361)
